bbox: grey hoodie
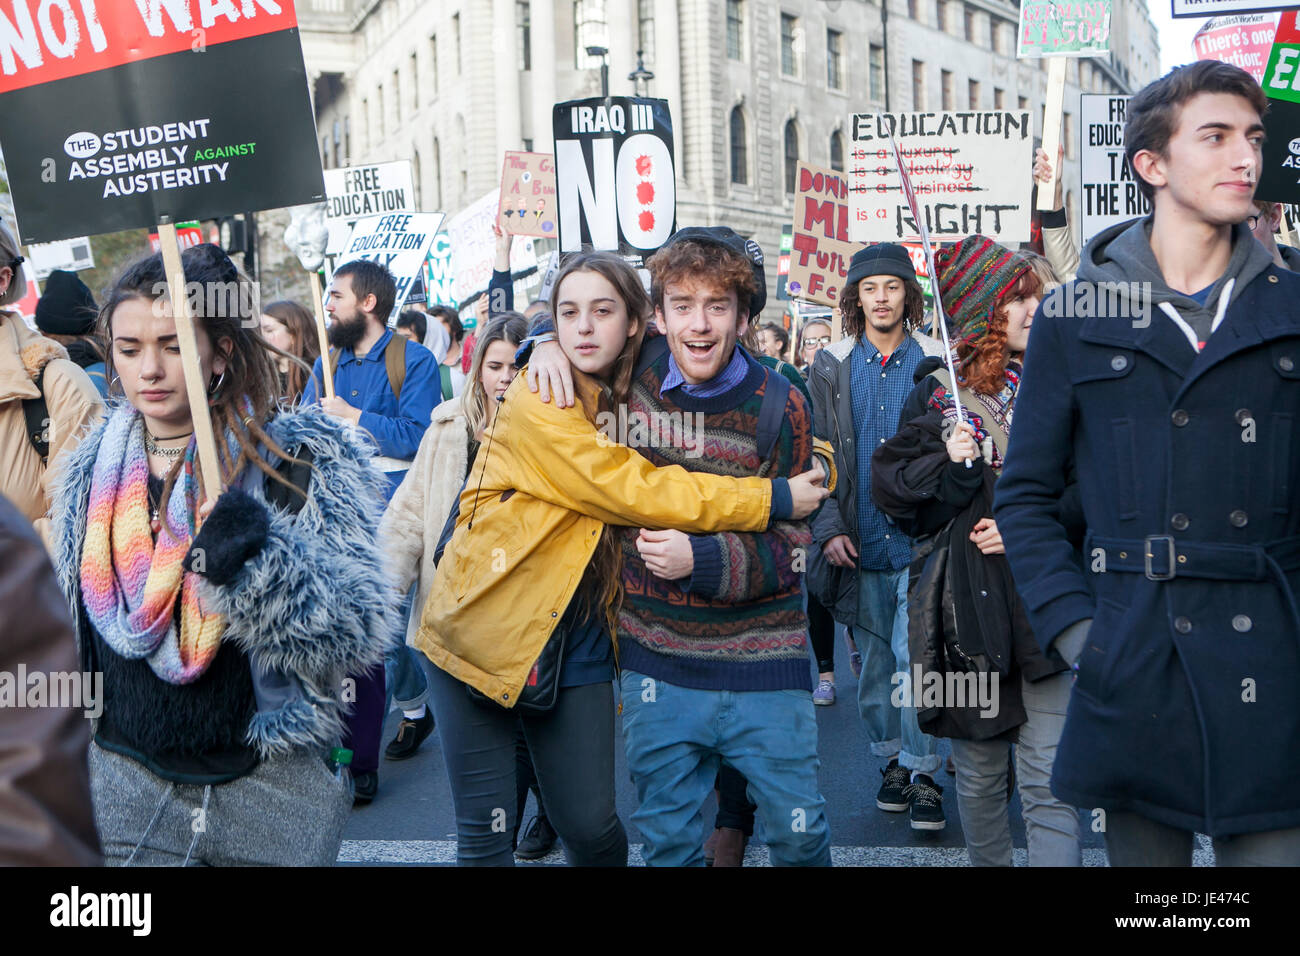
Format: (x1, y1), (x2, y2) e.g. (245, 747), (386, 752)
(1077, 217), (1274, 347)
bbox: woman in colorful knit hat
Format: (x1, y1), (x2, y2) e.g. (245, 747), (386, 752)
(870, 234), (1085, 866)
(49, 243), (398, 865)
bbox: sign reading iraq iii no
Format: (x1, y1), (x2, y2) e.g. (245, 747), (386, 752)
(553, 97), (676, 259)
(0, 0), (326, 243)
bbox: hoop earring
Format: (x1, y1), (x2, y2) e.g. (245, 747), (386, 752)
(207, 369), (226, 398)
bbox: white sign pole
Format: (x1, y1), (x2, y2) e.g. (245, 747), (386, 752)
(1038, 58), (1068, 212)
(308, 270), (336, 400)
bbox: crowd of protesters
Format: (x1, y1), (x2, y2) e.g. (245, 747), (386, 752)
(2, 59), (1299, 868)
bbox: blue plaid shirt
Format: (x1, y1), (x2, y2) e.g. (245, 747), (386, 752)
(851, 334), (924, 571)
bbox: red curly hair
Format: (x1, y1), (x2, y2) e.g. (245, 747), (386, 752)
(954, 269), (1042, 395)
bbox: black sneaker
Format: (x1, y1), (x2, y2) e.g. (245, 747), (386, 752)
(385, 709), (435, 760)
(352, 770), (378, 805)
(876, 758), (910, 812)
(515, 815), (558, 860)
(904, 774), (946, 831)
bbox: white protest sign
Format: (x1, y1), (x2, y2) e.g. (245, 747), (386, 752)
(446, 189), (538, 304)
(340, 212), (445, 318)
(25, 237), (94, 279)
(424, 232), (456, 306)
(1080, 95), (1150, 245)
(848, 111), (1033, 244)
(324, 161), (416, 254)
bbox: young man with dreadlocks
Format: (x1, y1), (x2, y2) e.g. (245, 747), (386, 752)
(807, 243), (949, 831)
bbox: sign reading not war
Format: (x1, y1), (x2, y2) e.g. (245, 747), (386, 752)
(0, 0), (326, 244)
(1080, 95), (1151, 245)
(323, 161), (415, 254)
(1017, 0), (1112, 57)
(341, 213), (444, 319)
(553, 97), (676, 257)
(848, 111), (1033, 244)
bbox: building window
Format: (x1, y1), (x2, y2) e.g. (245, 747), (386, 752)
(963, 5), (974, 41)
(574, 0), (608, 69)
(830, 130), (844, 172)
(826, 28), (843, 90)
(332, 119), (341, 167)
(993, 87), (1004, 110)
(344, 116), (351, 164)
(392, 69), (400, 120)
(638, 0), (654, 64)
(726, 0), (743, 60)
(430, 34), (438, 96)
(362, 98), (369, 151)
(935, 0), (947, 33)
(452, 14), (460, 75)
(991, 21), (1004, 55)
(518, 1), (531, 71)
(783, 120), (800, 193)
(940, 70), (953, 110)
(413, 149), (422, 207)
(432, 136), (442, 207)
(729, 107), (748, 185)
(781, 13), (801, 78)
(912, 59), (925, 109)
(377, 84), (384, 138)
(870, 44), (884, 102)
(321, 137), (329, 168)
(1018, 94), (1028, 112)
(411, 53), (419, 109)
(968, 78), (980, 109)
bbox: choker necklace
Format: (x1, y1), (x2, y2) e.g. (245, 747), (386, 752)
(145, 430), (191, 459)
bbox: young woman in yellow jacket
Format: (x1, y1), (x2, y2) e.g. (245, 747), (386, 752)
(418, 252), (831, 865)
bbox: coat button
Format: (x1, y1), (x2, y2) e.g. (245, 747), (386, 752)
(1174, 616), (1192, 634)
(351, 390), (359, 397)
(1232, 614), (1253, 632)
(1171, 513), (1189, 531)
(551, 611), (558, 618)
(1235, 408), (1252, 425)
(1110, 355), (1127, 371)
(1229, 509), (1248, 527)
(1269, 274), (1280, 283)
(1281, 356), (1295, 372)
(1171, 409), (1190, 427)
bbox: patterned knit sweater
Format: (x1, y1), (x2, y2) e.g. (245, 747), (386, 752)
(618, 347), (815, 691)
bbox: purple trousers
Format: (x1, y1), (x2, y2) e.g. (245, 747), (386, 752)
(342, 663), (387, 774)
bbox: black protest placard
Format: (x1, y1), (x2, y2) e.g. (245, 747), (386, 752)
(0, 0), (325, 244)
(553, 97), (676, 258)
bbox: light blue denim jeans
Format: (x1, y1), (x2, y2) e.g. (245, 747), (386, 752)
(853, 567), (940, 775)
(618, 670), (832, 867)
(385, 588), (429, 712)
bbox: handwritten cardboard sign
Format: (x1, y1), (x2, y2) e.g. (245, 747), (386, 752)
(497, 151), (558, 238)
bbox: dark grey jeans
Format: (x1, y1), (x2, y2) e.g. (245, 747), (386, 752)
(1104, 811), (1300, 866)
(426, 661), (627, 866)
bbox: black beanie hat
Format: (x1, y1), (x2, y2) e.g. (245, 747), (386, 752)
(659, 226), (766, 318)
(35, 270), (98, 336)
(845, 242), (918, 291)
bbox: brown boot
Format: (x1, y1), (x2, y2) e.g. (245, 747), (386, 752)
(711, 827), (748, 867)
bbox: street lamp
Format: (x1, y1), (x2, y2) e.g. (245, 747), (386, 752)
(628, 49), (654, 97)
(586, 45), (609, 98)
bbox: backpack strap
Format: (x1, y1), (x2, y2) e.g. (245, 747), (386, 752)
(439, 363), (454, 402)
(22, 365), (50, 464)
(385, 333), (407, 402)
(928, 367), (1008, 459)
(756, 367), (791, 461)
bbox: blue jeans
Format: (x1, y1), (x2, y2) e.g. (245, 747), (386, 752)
(853, 567), (940, 774)
(618, 670), (831, 867)
(384, 589), (429, 713)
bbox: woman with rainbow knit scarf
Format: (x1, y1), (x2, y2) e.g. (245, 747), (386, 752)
(50, 244), (398, 866)
(870, 235), (1086, 867)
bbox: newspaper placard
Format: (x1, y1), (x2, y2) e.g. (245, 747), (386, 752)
(323, 161), (416, 254)
(553, 97), (676, 257)
(1194, 14), (1278, 82)
(1017, 0), (1113, 57)
(25, 237), (94, 279)
(1080, 95), (1151, 245)
(339, 213), (445, 318)
(447, 189), (538, 303)
(788, 163), (862, 307)
(848, 111), (1033, 244)
(497, 152), (558, 238)
(0, 0), (325, 244)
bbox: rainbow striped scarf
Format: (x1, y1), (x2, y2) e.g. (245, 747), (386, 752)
(79, 407), (226, 684)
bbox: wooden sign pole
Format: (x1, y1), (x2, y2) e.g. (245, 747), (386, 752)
(308, 269), (336, 399)
(156, 220), (224, 504)
(1037, 57), (1068, 212)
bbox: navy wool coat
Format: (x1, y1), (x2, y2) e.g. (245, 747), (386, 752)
(994, 264), (1300, 838)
